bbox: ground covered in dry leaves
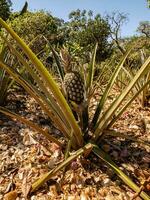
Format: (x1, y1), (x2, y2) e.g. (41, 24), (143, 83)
(0, 88), (150, 200)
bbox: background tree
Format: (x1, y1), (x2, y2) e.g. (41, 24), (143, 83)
(8, 11), (65, 54)
(6, 10), (66, 78)
(65, 9), (111, 62)
(0, 0), (12, 21)
(106, 11), (128, 54)
(9, 11), (59, 42)
(137, 21), (150, 38)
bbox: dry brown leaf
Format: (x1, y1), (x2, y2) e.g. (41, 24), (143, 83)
(23, 130), (37, 146)
(102, 144), (111, 152)
(4, 190), (18, 200)
(21, 170), (32, 199)
(49, 185), (58, 197)
(80, 191), (89, 200)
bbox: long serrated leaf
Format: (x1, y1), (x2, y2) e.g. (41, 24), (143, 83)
(0, 42), (12, 104)
(86, 43), (98, 92)
(91, 47), (132, 129)
(104, 129), (150, 147)
(0, 61), (73, 142)
(49, 45), (65, 81)
(0, 106), (62, 147)
(1, 34), (71, 130)
(95, 59), (113, 85)
(93, 146), (150, 200)
(31, 143), (93, 192)
(121, 65), (141, 93)
(108, 78), (150, 128)
(93, 55), (150, 141)
(0, 18), (83, 147)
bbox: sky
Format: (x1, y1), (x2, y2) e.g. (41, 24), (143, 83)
(11, 0), (150, 37)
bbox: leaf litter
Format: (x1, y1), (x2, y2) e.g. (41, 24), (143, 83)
(0, 89), (150, 200)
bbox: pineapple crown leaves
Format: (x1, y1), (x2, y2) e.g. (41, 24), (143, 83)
(60, 48), (72, 72)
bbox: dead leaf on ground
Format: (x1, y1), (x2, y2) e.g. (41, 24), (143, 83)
(4, 190), (18, 200)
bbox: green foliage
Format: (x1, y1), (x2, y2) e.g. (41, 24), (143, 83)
(9, 11), (59, 43)
(0, 43), (15, 105)
(65, 9), (111, 62)
(7, 10), (66, 74)
(118, 46), (150, 107)
(0, 0), (12, 21)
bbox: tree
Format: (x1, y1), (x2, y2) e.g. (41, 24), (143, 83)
(6, 10), (66, 77)
(66, 9), (111, 62)
(137, 21), (150, 38)
(9, 11), (58, 41)
(106, 11), (128, 54)
(8, 10), (65, 53)
(0, 0), (12, 21)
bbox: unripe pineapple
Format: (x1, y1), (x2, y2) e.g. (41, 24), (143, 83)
(60, 49), (84, 104)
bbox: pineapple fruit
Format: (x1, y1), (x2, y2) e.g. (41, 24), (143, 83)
(60, 49), (85, 104)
